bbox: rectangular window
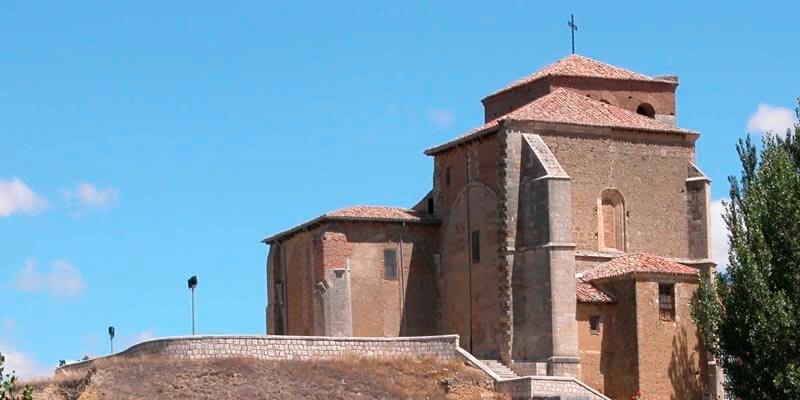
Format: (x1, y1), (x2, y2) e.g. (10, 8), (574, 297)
(427, 197), (434, 214)
(274, 282), (284, 306)
(384, 249), (398, 280)
(471, 230), (480, 263)
(659, 283), (675, 320)
(445, 166), (452, 186)
(589, 315), (601, 334)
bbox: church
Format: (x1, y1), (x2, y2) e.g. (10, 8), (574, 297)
(263, 54), (722, 399)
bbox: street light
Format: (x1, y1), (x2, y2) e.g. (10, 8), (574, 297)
(108, 326), (115, 354)
(188, 275), (198, 335)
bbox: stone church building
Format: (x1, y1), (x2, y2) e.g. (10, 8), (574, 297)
(263, 55), (721, 399)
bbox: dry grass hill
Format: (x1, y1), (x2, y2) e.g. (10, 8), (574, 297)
(25, 355), (507, 400)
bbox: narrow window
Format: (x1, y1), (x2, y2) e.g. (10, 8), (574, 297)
(274, 282), (284, 306)
(384, 249), (398, 280)
(445, 166), (452, 186)
(427, 197), (434, 214)
(589, 315), (601, 334)
(471, 230), (480, 263)
(659, 283), (675, 320)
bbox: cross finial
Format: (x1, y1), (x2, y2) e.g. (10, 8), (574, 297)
(568, 14), (578, 54)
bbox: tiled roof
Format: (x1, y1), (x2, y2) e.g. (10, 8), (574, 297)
(262, 206), (440, 243)
(486, 54), (673, 99)
(425, 88), (696, 155)
(576, 279), (615, 303)
(504, 88), (692, 133)
(424, 120), (500, 155)
(324, 206), (433, 221)
(581, 253), (700, 282)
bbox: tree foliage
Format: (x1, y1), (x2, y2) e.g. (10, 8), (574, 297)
(692, 99), (800, 399)
(0, 353), (33, 400)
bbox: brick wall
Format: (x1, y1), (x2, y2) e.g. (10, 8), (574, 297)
(538, 129), (697, 258)
(482, 75), (677, 125)
(432, 135), (504, 359)
(326, 221), (439, 337)
(635, 279), (708, 399)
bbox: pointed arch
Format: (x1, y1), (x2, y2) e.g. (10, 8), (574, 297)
(597, 188), (626, 251)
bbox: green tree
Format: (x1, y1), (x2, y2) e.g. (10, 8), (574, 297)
(0, 353), (33, 400)
(692, 99), (800, 399)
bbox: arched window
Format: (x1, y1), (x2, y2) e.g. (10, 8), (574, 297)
(598, 188), (626, 251)
(636, 103), (655, 118)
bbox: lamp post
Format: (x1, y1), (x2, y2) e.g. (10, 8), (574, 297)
(108, 326), (115, 354)
(188, 275), (198, 335)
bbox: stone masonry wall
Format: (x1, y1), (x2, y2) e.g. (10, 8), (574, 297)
(59, 334), (460, 376)
(495, 376), (609, 400)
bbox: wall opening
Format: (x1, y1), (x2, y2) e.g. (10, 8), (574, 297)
(471, 230), (480, 263)
(384, 249), (398, 280)
(636, 103), (656, 118)
(598, 188), (626, 251)
(659, 283), (675, 321)
(427, 197), (434, 214)
(589, 315), (601, 335)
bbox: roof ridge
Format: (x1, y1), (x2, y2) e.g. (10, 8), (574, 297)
(424, 87), (696, 156)
(581, 252), (699, 282)
(485, 54), (671, 100)
(263, 205), (440, 244)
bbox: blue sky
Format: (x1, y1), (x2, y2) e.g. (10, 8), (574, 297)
(1, 1), (798, 378)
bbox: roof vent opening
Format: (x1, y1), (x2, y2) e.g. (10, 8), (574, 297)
(636, 103), (655, 118)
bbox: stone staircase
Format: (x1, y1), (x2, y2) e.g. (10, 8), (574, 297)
(479, 359), (518, 379)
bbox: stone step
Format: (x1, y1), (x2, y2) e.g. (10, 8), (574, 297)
(478, 359), (518, 379)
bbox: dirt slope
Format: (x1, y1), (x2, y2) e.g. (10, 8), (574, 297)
(30, 355), (507, 400)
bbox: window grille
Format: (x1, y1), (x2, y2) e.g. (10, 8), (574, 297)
(659, 283), (675, 320)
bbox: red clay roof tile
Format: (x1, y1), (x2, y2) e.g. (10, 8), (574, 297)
(425, 88), (695, 155)
(486, 54), (672, 99)
(263, 206), (439, 243)
(581, 253), (699, 282)
(324, 206), (433, 221)
(576, 279), (615, 303)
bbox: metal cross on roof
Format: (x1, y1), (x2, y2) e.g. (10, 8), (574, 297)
(568, 14), (578, 54)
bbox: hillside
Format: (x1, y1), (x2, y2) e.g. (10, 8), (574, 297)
(28, 355), (506, 400)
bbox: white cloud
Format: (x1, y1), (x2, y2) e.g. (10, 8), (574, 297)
(0, 343), (53, 380)
(0, 178), (48, 217)
(747, 104), (797, 137)
(12, 259), (87, 298)
(64, 183), (119, 209)
(710, 199), (730, 271)
(427, 108), (455, 128)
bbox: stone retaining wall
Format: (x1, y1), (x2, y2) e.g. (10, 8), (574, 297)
(58, 334), (460, 375)
(495, 376), (610, 400)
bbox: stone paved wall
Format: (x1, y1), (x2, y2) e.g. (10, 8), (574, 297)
(495, 376), (610, 400)
(58, 334), (460, 375)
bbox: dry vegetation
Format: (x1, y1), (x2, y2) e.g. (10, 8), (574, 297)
(26, 355), (507, 400)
